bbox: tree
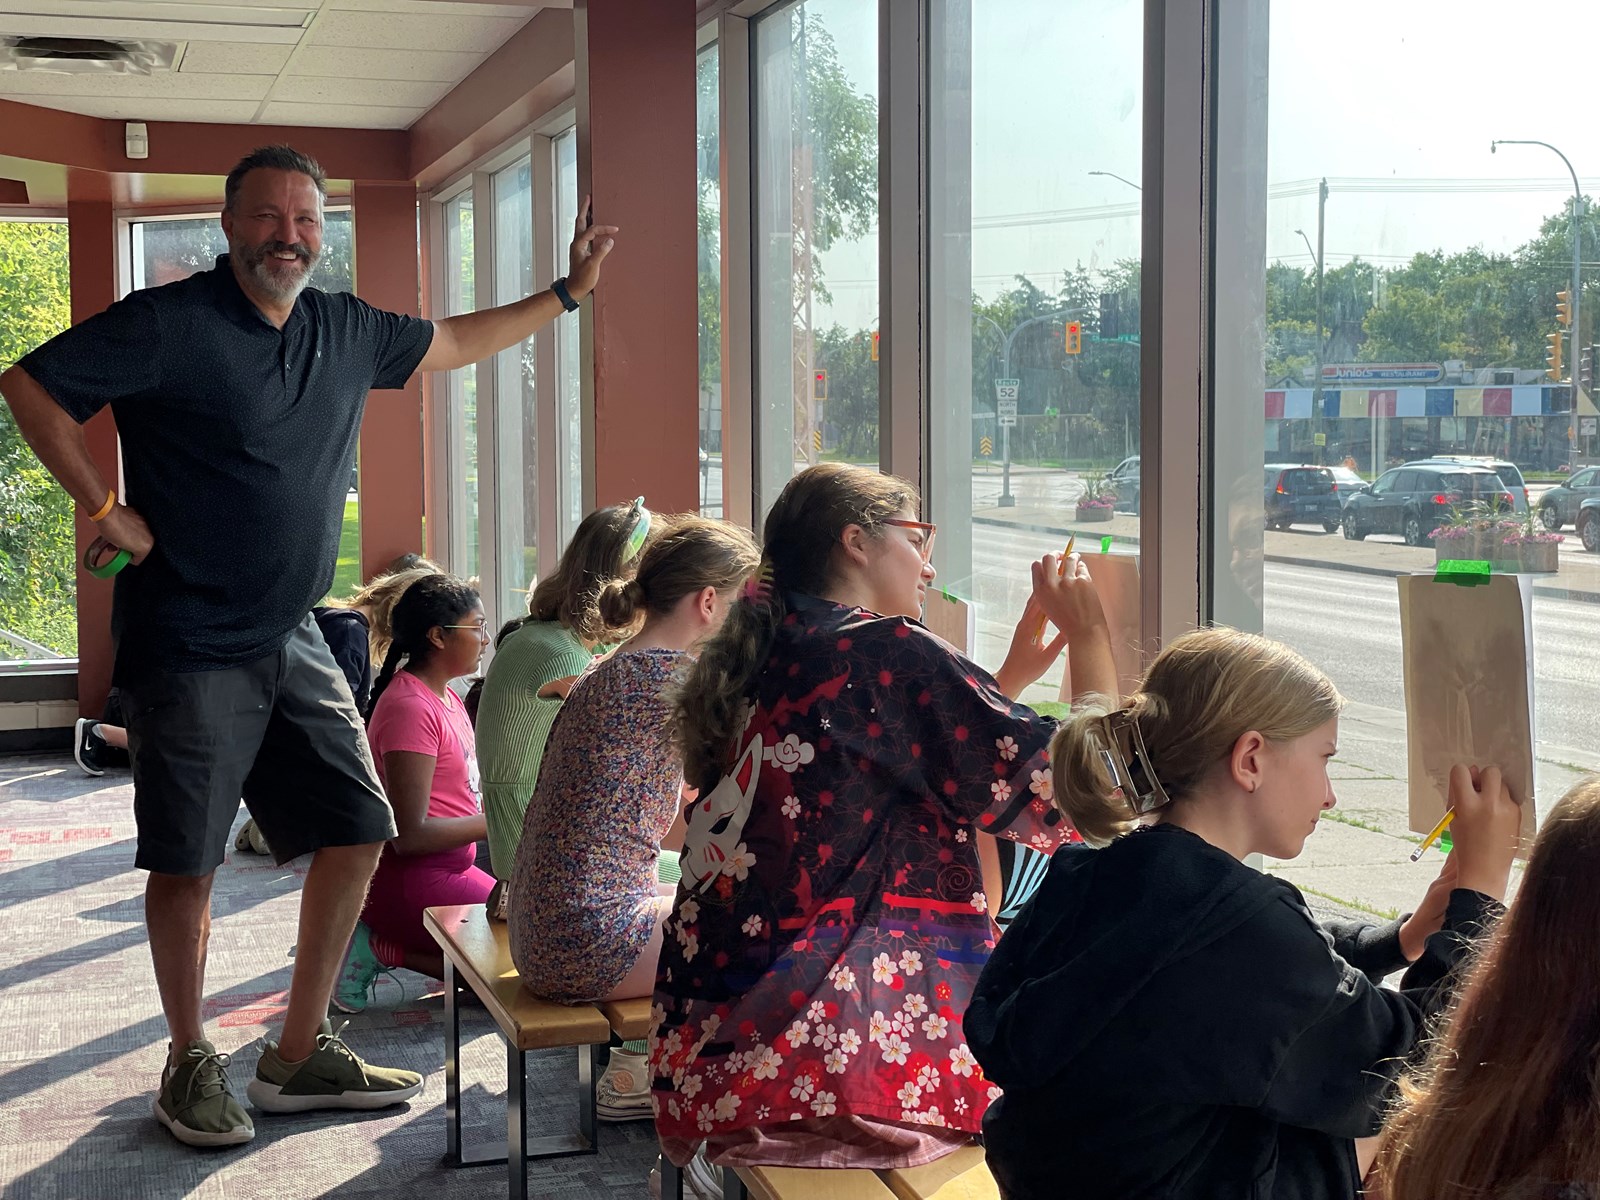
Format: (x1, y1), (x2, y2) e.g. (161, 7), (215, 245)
(0, 220), (74, 658)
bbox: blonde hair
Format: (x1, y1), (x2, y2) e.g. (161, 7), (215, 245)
(595, 515), (760, 630)
(1049, 627), (1344, 845)
(1374, 777), (1600, 1197)
(326, 565), (437, 667)
(520, 501), (647, 645)
(670, 464), (919, 792)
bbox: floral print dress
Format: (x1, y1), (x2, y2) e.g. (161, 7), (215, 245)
(650, 594), (1076, 1162)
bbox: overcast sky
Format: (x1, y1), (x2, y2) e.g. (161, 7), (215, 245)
(799, 0), (1600, 328)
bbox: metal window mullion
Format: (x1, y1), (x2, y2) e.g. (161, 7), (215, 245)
(877, 0), (926, 496)
(1139, 0), (1209, 647)
(532, 135), (563, 559)
(471, 170), (501, 623)
(425, 194), (456, 571)
(718, 11), (756, 530)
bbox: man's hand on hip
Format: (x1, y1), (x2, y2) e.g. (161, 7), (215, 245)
(100, 505), (155, 565)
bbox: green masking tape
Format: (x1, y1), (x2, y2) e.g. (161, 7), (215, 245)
(1433, 559), (1491, 586)
(1100, 535), (1113, 554)
(84, 536), (132, 579)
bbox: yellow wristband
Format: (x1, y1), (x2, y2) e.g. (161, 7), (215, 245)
(87, 490), (116, 523)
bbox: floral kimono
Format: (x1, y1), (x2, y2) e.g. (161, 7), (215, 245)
(649, 594), (1077, 1157)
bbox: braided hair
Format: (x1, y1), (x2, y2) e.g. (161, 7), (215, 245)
(365, 572), (480, 718)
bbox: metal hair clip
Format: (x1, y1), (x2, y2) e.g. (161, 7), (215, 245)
(622, 496), (651, 564)
(1097, 709), (1173, 816)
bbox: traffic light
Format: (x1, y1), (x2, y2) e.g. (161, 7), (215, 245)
(1557, 290), (1573, 328)
(1547, 331), (1564, 382)
(813, 369), (828, 400)
(1583, 344), (1596, 394)
(1064, 320), (1083, 355)
(869, 331), (880, 362)
(1099, 293), (1119, 339)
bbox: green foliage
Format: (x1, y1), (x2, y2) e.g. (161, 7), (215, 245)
(0, 220), (73, 659)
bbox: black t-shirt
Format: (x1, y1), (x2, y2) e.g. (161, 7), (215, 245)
(20, 256), (433, 683)
(311, 606), (372, 714)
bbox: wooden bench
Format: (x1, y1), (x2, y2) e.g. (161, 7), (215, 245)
(660, 1146), (998, 1200)
(424, 904), (614, 1200)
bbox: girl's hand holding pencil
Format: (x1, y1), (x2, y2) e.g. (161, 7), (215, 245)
(1416, 764), (1521, 903)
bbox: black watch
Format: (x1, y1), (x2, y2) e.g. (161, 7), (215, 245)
(551, 277), (580, 312)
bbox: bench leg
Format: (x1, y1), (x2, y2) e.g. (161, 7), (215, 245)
(507, 1041), (527, 1200)
(443, 958), (464, 1164)
(579, 1042), (599, 1150)
(661, 1157), (684, 1199)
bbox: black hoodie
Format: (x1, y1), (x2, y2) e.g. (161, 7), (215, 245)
(967, 824), (1501, 1200)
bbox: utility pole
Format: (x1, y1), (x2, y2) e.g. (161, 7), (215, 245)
(1312, 178), (1328, 465)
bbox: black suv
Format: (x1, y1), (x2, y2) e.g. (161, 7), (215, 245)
(1341, 463), (1513, 547)
(1263, 465), (1341, 531)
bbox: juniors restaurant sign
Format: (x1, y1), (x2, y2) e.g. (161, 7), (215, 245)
(1321, 363), (1445, 384)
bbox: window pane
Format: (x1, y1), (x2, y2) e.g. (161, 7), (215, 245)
(930, 1), (1143, 707)
(554, 128), (583, 547)
(494, 156), (537, 620)
(698, 43), (723, 516)
(132, 211), (353, 293)
(1217, 1), (1600, 917)
(754, 0), (879, 502)
(0, 220), (74, 661)
(445, 192), (479, 583)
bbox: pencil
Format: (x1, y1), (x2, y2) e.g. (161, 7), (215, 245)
(1409, 809), (1455, 863)
(1030, 536), (1076, 647)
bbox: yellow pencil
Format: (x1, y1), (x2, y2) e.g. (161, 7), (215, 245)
(1030, 536), (1076, 646)
(1409, 809), (1455, 863)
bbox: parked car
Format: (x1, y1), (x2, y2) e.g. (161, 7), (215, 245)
(1263, 464), (1341, 532)
(1341, 464), (1514, 547)
(1409, 455), (1528, 514)
(1578, 498), (1600, 553)
(1105, 455), (1141, 514)
(1327, 465), (1367, 509)
(1539, 465), (1600, 530)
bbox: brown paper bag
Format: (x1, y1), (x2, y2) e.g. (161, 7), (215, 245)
(1058, 551), (1143, 703)
(1397, 572), (1537, 850)
(921, 589), (975, 656)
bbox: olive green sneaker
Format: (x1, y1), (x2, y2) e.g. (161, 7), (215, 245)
(246, 1019), (423, 1113)
(153, 1039), (255, 1148)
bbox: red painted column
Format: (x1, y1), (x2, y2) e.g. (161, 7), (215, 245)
(352, 181), (426, 580)
(65, 178), (119, 718)
(575, 0), (699, 512)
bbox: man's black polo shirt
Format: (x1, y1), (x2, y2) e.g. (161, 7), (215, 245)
(20, 255), (434, 684)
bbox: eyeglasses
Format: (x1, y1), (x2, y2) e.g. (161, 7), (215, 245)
(883, 518), (938, 563)
(623, 496), (652, 563)
(443, 622), (492, 640)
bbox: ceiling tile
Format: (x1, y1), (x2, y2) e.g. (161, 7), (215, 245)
(179, 40), (297, 75)
(309, 9), (526, 52)
(0, 72), (272, 101)
(286, 44), (482, 81)
(267, 76), (445, 107)
(259, 99), (424, 128)
(29, 96), (264, 122)
(330, 0), (538, 17)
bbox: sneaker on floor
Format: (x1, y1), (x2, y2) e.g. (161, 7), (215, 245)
(73, 718), (108, 778)
(648, 1151), (724, 1200)
(331, 922), (383, 1014)
(233, 818), (272, 856)
(153, 1039), (255, 1148)
(596, 1049), (652, 1123)
(246, 1019), (422, 1114)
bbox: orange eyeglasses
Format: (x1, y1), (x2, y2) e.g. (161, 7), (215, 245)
(883, 518), (937, 563)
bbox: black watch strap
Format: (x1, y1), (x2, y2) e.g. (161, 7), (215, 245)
(551, 277), (580, 312)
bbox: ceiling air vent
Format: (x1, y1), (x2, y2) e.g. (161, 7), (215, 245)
(0, 37), (179, 75)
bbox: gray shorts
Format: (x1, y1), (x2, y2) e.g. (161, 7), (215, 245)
(122, 614), (396, 876)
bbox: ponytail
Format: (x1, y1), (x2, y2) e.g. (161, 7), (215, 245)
(670, 463), (916, 791)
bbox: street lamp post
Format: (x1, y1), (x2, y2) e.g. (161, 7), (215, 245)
(1492, 140), (1584, 452)
(1087, 170), (1142, 192)
(975, 311), (1078, 508)
(1293, 178), (1329, 465)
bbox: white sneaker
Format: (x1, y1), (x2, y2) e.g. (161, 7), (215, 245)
(597, 1049), (653, 1123)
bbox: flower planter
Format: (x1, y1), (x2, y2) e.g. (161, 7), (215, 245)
(1432, 537), (1560, 574)
(1516, 541), (1560, 573)
(1075, 504), (1114, 523)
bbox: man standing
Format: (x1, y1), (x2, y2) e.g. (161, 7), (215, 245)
(0, 146), (617, 1147)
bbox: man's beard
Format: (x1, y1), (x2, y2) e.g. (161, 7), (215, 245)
(232, 236), (319, 302)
